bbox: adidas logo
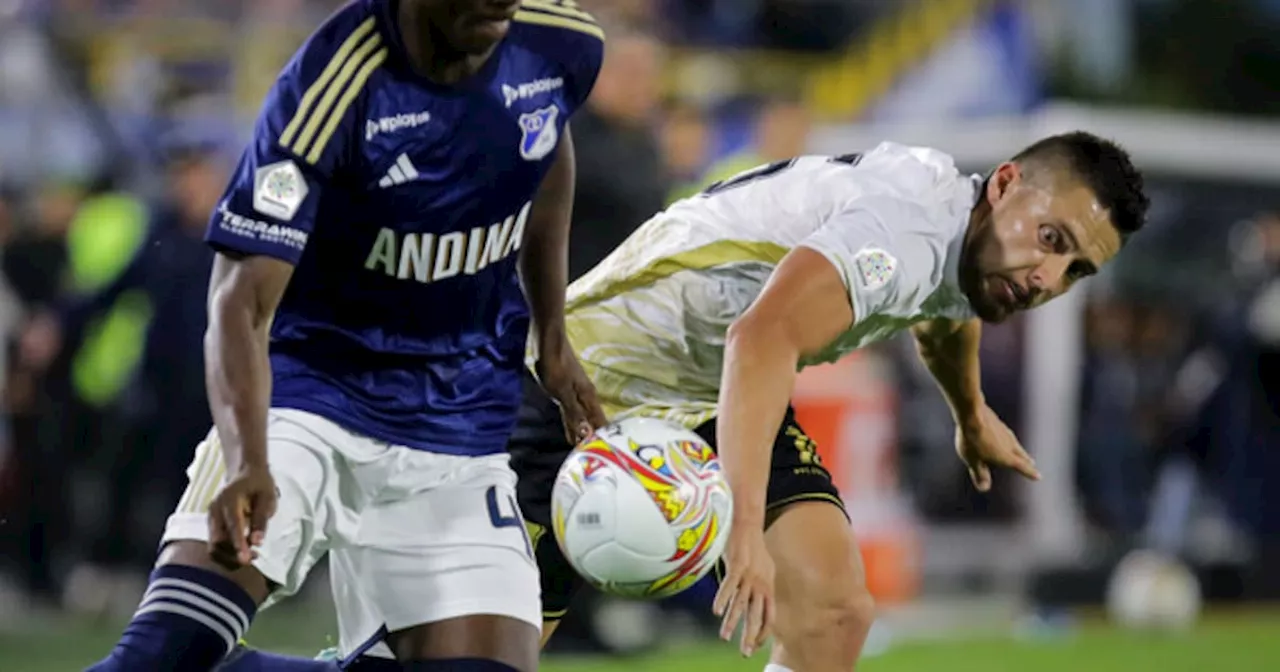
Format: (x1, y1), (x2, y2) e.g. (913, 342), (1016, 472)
(378, 154), (420, 188)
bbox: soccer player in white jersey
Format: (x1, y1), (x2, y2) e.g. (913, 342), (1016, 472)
(508, 132), (1149, 671)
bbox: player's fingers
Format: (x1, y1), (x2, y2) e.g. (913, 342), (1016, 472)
(556, 399), (589, 444)
(575, 385), (608, 432)
(222, 499), (252, 564)
(1011, 456), (1042, 481)
(740, 587), (766, 656)
(207, 504), (229, 546)
(248, 497), (272, 548)
(712, 572), (738, 618)
(969, 463), (992, 492)
(720, 590), (749, 643)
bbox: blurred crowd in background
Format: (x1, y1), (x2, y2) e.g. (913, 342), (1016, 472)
(0, 0), (1276, 641)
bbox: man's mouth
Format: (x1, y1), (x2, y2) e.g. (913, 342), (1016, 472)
(997, 277), (1029, 309)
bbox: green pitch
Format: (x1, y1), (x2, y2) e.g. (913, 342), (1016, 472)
(2, 607), (1277, 671)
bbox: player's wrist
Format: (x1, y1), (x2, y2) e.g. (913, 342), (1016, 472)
(532, 324), (570, 358)
(729, 497), (767, 528)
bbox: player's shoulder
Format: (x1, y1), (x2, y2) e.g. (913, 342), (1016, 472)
(283, 0), (387, 87)
(857, 141), (963, 190)
(263, 0), (388, 168)
(507, 1), (605, 101)
(509, 0), (606, 49)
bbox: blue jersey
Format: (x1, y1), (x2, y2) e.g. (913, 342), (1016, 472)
(205, 0), (604, 455)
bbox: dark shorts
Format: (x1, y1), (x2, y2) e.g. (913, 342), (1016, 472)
(508, 371), (846, 620)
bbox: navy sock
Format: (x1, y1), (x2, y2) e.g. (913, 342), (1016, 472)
(218, 645), (341, 671)
(86, 564), (257, 671)
(401, 660), (520, 671)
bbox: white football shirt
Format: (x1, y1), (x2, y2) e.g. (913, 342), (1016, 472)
(553, 142), (979, 428)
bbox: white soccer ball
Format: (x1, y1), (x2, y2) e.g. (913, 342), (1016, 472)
(551, 416), (733, 599)
(1105, 549), (1203, 632)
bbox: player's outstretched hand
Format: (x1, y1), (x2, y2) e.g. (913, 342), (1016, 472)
(713, 527), (775, 658)
(536, 348), (607, 443)
(956, 405), (1041, 492)
(207, 467), (278, 571)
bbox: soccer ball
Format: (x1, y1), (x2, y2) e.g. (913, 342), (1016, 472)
(551, 416), (733, 599)
(1105, 549), (1202, 632)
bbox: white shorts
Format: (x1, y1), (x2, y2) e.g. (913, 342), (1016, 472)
(162, 408), (541, 657)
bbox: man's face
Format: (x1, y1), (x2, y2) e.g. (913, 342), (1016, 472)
(418, 0), (520, 55)
(963, 162), (1123, 323)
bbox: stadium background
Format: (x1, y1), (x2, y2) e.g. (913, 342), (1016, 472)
(0, 0), (1278, 669)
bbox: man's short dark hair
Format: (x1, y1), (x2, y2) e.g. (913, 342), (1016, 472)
(1013, 131), (1149, 242)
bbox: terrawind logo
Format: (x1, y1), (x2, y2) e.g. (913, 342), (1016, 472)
(366, 111), (431, 141)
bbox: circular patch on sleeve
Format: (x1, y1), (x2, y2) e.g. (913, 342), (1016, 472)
(853, 247), (898, 291)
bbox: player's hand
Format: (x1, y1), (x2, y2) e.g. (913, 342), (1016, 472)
(956, 405), (1040, 492)
(713, 527), (775, 657)
(207, 466), (277, 570)
(536, 345), (607, 443)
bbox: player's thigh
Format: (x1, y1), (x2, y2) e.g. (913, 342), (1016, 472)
(159, 410), (349, 605)
(694, 406), (845, 525)
(332, 452), (541, 667)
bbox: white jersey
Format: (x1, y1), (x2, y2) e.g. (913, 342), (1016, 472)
(558, 142), (979, 428)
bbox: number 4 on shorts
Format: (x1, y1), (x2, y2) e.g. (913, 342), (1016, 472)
(486, 486), (534, 558)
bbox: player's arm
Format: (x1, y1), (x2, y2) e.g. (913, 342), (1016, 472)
(713, 247), (853, 655)
(910, 317), (984, 427)
(718, 247), (854, 529)
(910, 317), (1039, 489)
(199, 20), (360, 564)
(519, 125), (607, 438)
(204, 254), (293, 478)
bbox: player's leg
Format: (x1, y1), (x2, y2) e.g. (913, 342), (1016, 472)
(763, 501), (873, 671)
(86, 410), (342, 672)
(699, 409), (873, 672)
(507, 368), (588, 649)
(328, 451), (543, 671)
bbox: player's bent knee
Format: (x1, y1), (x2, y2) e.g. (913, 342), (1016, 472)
(157, 540), (273, 604)
(778, 576), (875, 670)
(767, 501), (875, 668)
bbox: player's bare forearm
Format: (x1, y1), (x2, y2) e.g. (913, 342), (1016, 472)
(718, 247), (855, 524)
(718, 322), (799, 526)
(911, 317), (985, 429)
(519, 126), (576, 357)
(204, 253), (293, 475)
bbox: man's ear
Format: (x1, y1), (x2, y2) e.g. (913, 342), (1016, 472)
(986, 161), (1021, 205)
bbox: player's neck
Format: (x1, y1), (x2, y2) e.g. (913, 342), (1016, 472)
(397, 1), (497, 85)
(957, 200), (989, 299)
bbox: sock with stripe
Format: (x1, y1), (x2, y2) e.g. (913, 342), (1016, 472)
(86, 564), (257, 671)
(763, 665), (795, 672)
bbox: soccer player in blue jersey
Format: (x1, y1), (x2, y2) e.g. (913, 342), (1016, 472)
(87, 1), (606, 671)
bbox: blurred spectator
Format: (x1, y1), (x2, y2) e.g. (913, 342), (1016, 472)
(567, 22), (670, 281)
(0, 181), (84, 601)
(660, 102), (712, 204)
(700, 96), (811, 191)
(1077, 298), (1148, 534)
(20, 135), (223, 615)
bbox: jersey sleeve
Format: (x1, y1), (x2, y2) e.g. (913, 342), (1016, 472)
(206, 14), (387, 264)
(798, 196), (945, 322)
(512, 1), (605, 113)
(564, 27), (604, 112)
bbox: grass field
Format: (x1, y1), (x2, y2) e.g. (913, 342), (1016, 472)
(3, 606), (1278, 671)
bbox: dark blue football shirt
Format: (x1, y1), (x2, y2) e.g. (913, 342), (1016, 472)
(205, 0), (604, 455)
